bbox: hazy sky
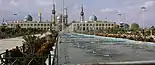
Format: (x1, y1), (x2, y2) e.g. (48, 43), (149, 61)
(0, 0), (155, 27)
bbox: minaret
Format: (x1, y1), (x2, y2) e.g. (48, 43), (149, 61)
(52, 3), (56, 25)
(39, 8), (42, 22)
(2, 18), (4, 23)
(64, 8), (68, 25)
(80, 4), (84, 22)
(2, 18), (6, 26)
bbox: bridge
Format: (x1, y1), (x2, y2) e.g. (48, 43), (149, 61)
(54, 27), (155, 65)
(1, 27), (155, 65)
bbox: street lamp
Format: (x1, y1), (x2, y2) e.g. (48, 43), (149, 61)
(141, 7), (146, 29)
(141, 7), (147, 41)
(13, 14), (18, 21)
(141, 7), (146, 36)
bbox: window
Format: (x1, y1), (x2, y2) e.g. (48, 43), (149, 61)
(83, 24), (85, 26)
(102, 24), (104, 26)
(44, 24), (46, 26)
(77, 24), (79, 26)
(87, 24), (89, 26)
(96, 24), (98, 26)
(31, 24), (33, 26)
(96, 27), (98, 30)
(41, 24), (43, 26)
(34, 24), (36, 26)
(83, 27), (85, 30)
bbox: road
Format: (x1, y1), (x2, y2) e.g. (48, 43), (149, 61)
(0, 34), (42, 53)
(58, 33), (155, 64)
(0, 37), (23, 53)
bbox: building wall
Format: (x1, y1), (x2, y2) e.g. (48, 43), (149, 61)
(70, 21), (115, 32)
(7, 21), (67, 31)
(7, 21), (53, 30)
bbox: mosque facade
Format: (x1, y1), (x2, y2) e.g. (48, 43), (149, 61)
(6, 3), (68, 31)
(6, 4), (115, 32)
(69, 5), (116, 32)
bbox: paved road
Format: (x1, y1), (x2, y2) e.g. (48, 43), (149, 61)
(0, 34), (42, 53)
(58, 34), (155, 64)
(0, 37), (23, 53)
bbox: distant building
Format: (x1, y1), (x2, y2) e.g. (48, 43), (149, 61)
(7, 14), (68, 31)
(69, 5), (116, 32)
(69, 15), (116, 32)
(6, 3), (68, 31)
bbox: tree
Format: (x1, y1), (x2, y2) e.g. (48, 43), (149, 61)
(113, 24), (119, 33)
(114, 24), (119, 29)
(23, 35), (42, 56)
(131, 23), (139, 30)
(151, 26), (155, 35)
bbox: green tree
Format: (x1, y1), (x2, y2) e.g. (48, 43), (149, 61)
(114, 24), (119, 29)
(150, 26), (155, 35)
(131, 23), (139, 30)
(113, 24), (119, 33)
(23, 35), (42, 56)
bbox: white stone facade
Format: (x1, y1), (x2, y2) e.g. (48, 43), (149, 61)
(69, 21), (116, 32)
(7, 21), (55, 30)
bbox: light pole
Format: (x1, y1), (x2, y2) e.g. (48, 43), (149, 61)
(13, 14), (17, 21)
(141, 7), (146, 36)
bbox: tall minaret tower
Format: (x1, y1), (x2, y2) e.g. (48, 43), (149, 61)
(80, 4), (84, 22)
(64, 8), (68, 25)
(52, 1), (56, 25)
(39, 8), (42, 22)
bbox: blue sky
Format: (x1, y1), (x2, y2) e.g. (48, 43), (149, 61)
(0, 0), (155, 27)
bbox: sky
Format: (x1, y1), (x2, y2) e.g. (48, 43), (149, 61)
(0, 0), (155, 27)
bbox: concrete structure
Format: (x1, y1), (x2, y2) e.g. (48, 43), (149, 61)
(6, 2), (68, 31)
(7, 21), (52, 30)
(69, 15), (116, 32)
(7, 12), (68, 31)
(68, 5), (116, 33)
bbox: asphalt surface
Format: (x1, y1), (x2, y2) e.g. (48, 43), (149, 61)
(58, 34), (155, 65)
(0, 37), (23, 53)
